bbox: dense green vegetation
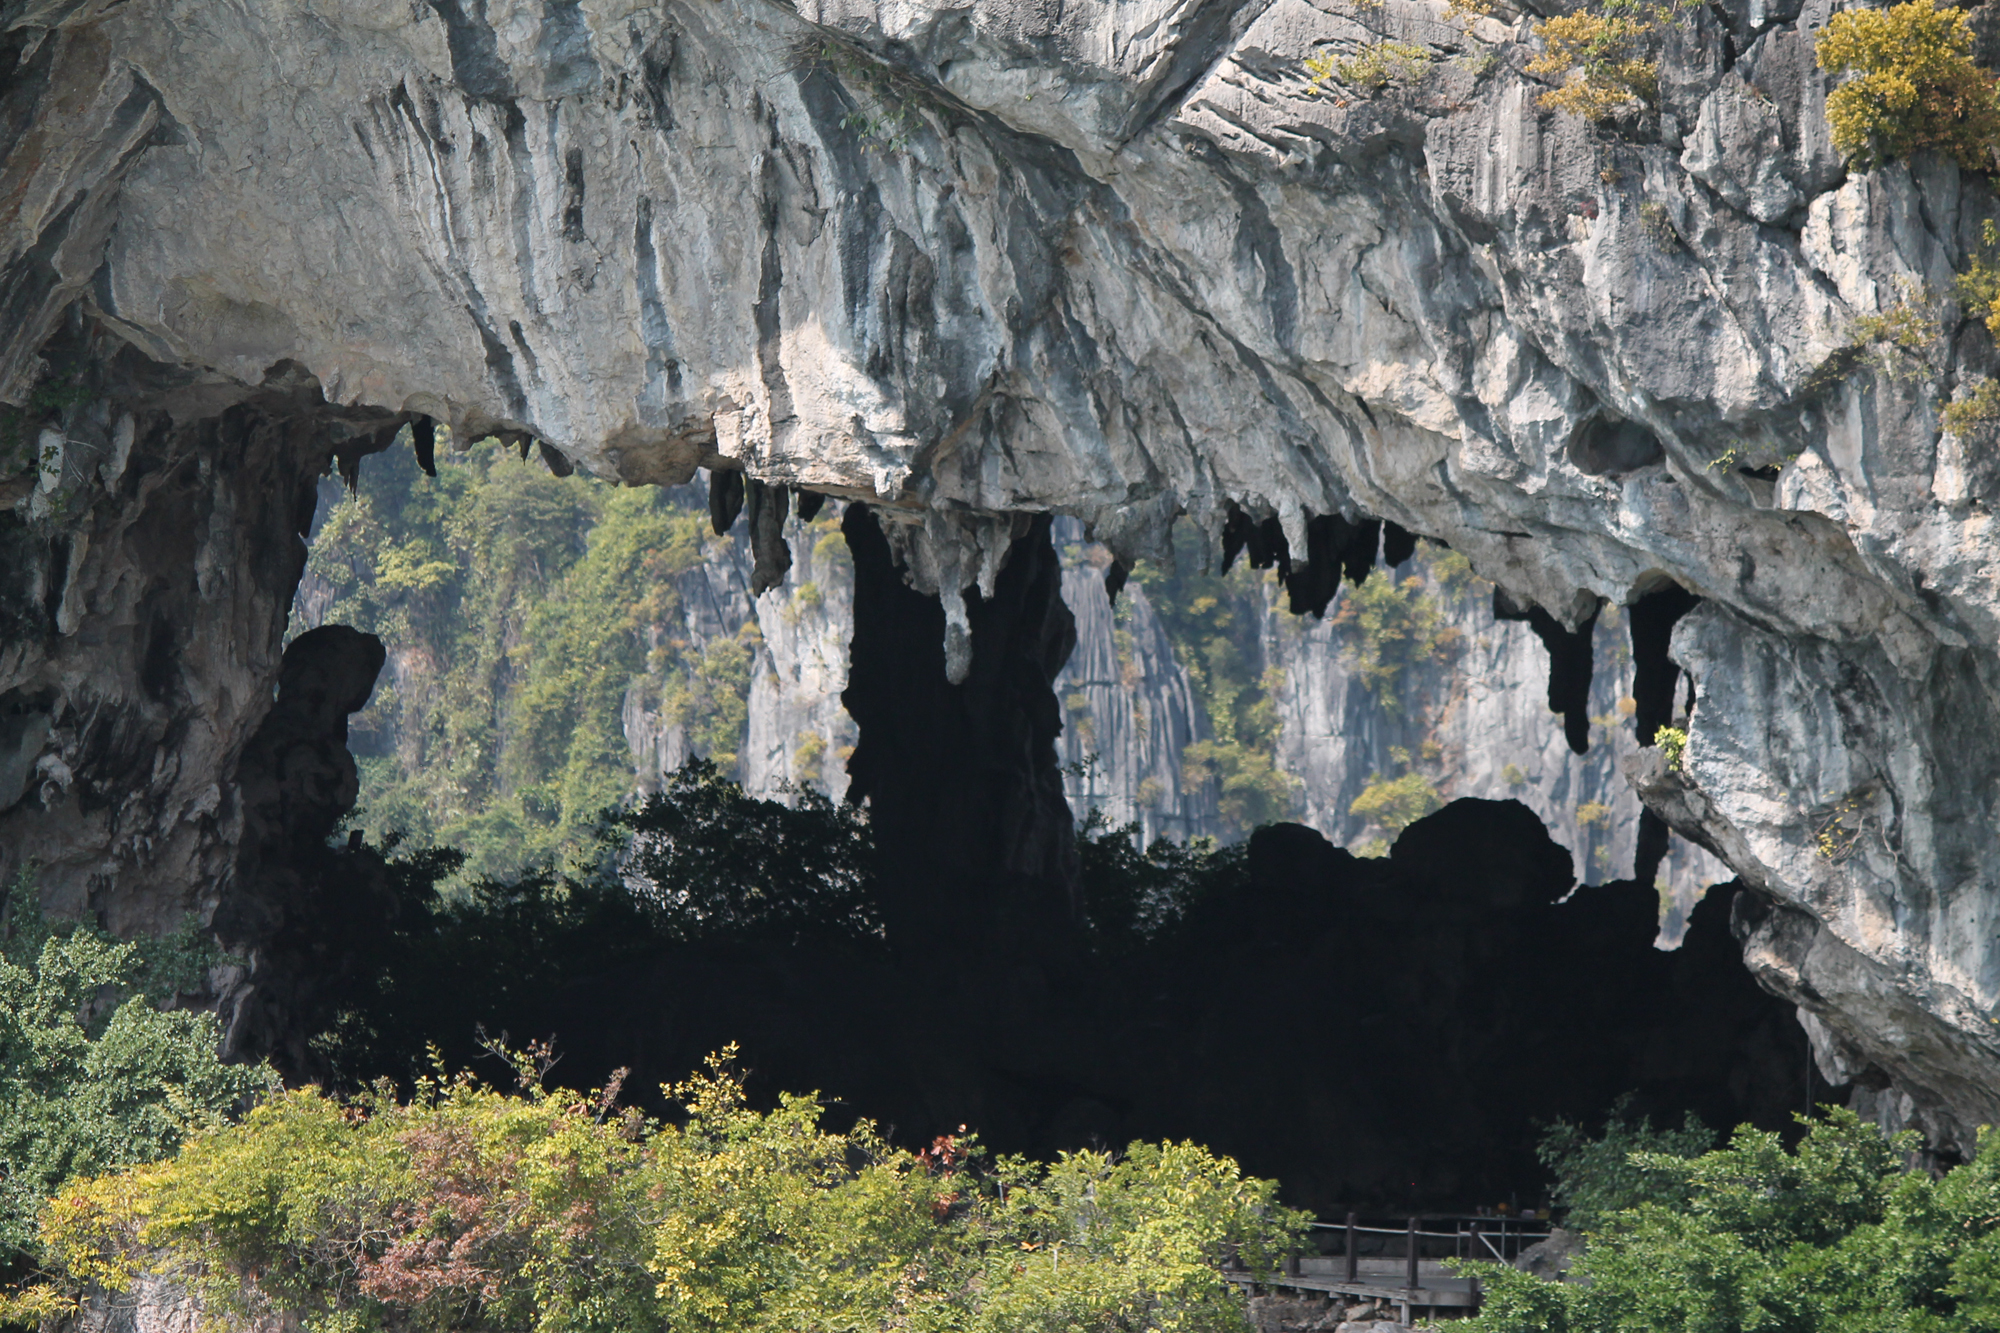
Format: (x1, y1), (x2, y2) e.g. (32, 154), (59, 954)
(0, 876), (266, 1302)
(302, 437), (772, 882)
(27, 1049), (1303, 1333)
(1465, 1107), (2000, 1332)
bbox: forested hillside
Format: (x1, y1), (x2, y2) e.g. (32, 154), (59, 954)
(293, 435), (841, 881)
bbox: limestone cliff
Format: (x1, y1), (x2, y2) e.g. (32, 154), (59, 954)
(5, 0), (2000, 1148)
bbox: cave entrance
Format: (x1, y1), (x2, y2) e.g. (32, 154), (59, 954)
(279, 440), (1816, 1219)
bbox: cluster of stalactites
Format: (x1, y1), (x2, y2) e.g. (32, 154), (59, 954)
(700, 464), (827, 597)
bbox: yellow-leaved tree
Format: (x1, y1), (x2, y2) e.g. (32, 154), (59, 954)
(1817, 0), (2000, 170)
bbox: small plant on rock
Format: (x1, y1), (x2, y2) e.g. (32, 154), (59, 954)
(1945, 378), (2000, 434)
(1306, 41), (1433, 96)
(1527, 0), (1694, 120)
(1957, 219), (2000, 336)
(1654, 726), (1688, 770)
(1812, 280), (1946, 388)
(1639, 200), (1683, 252)
(1816, 0), (2000, 171)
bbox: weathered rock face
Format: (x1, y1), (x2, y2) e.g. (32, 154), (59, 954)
(6, 0), (2000, 1144)
(0, 323), (396, 935)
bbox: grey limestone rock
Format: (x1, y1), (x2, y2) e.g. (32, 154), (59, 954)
(5, 0), (2000, 1142)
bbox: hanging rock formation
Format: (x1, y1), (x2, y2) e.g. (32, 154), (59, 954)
(4, 0), (2000, 1145)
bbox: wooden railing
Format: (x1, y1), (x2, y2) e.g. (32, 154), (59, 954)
(1306, 1211), (1555, 1286)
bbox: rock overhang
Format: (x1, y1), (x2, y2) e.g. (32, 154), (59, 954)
(7, 0), (2000, 1145)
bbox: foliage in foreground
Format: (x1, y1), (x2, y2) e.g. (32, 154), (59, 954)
(1816, 0), (2000, 172)
(1535, 1094), (1717, 1232)
(28, 1051), (1304, 1333)
(1462, 1107), (2000, 1333)
(0, 877), (267, 1287)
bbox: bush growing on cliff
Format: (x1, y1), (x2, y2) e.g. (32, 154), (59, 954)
(1527, 0), (1693, 119)
(1462, 1106), (2000, 1332)
(0, 876), (266, 1301)
(1330, 571), (1462, 715)
(25, 1049), (1306, 1333)
(1817, 0), (2000, 171)
(1348, 769), (1443, 851)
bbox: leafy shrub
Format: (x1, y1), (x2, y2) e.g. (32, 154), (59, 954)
(30, 1051), (1306, 1333)
(1180, 734), (1302, 837)
(1461, 1106), (2000, 1333)
(1306, 41), (1432, 95)
(1817, 0), (2000, 171)
(1945, 377), (2000, 435)
(1854, 291), (1946, 379)
(1535, 1096), (1716, 1232)
(1653, 725), (1688, 770)
(1330, 571), (1462, 713)
(1807, 281), (1945, 392)
(1349, 770), (1443, 842)
(1958, 219), (2000, 343)
(1527, 1), (1690, 119)
(0, 877), (266, 1299)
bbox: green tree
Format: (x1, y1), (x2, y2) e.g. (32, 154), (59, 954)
(1461, 1106), (2000, 1333)
(1526, 0), (1691, 119)
(0, 876), (266, 1302)
(1329, 571), (1462, 714)
(1072, 809), (1246, 949)
(1536, 1095), (1717, 1232)
(1349, 770), (1443, 845)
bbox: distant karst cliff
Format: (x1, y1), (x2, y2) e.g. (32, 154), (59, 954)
(4, 0), (2000, 1152)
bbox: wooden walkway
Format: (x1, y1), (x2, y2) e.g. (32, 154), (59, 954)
(1224, 1214), (1552, 1324)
